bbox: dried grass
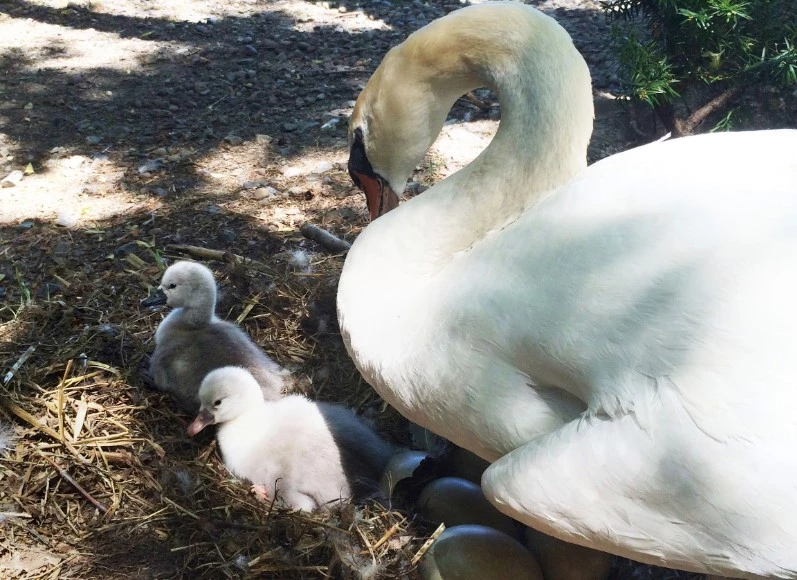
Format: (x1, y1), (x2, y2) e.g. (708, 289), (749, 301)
(0, 213), (425, 579)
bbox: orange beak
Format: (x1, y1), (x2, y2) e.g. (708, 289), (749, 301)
(187, 409), (215, 437)
(355, 172), (400, 221)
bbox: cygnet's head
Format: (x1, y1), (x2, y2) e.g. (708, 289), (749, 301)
(187, 367), (263, 436)
(144, 261), (217, 309)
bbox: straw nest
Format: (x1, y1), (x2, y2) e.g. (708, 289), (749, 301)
(0, 188), (430, 579)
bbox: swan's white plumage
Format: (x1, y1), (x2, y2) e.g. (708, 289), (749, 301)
(337, 3), (797, 578)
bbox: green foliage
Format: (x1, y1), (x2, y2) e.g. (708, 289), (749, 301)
(603, 0), (797, 106)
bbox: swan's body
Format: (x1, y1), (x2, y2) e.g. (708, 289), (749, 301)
(188, 367), (393, 511)
(337, 3), (797, 578)
(145, 261), (287, 413)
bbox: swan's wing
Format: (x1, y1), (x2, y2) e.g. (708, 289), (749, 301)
(480, 388), (797, 579)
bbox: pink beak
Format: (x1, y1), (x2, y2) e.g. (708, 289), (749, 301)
(187, 409), (215, 437)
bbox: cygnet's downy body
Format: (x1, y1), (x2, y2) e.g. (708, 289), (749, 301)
(143, 261), (288, 413)
(187, 366), (393, 511)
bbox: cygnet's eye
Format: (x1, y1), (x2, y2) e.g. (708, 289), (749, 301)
(213, 399), (222, 407)
(167, 283), (177, 289)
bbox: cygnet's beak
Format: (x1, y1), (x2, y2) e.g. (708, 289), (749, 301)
(141, 287), (167, 308)
(187, 409), (215, 436)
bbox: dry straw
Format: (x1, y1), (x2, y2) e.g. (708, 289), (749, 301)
(0, 222), (427, 579)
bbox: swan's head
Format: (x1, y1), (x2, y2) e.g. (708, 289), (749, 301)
(143, 261), (217, 310)
(187, 366), (263, 436)
(348, 35), (459, 221)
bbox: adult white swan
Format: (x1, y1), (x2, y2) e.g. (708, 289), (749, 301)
(337, 2), (797, 578)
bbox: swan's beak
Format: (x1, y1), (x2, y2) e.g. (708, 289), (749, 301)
(354, 172), (399, 221)
(187, 409), (215, 436)
(141, 287), (167, 308)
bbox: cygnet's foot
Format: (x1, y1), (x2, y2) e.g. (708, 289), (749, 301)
(251, 484), (270, 502)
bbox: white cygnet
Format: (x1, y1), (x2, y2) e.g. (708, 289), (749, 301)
(187, 366), (392, 511)
(143, 261), (288, 413)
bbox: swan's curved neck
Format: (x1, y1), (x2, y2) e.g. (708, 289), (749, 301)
(348, 4), (592, 260)
(338, 4), (594, 384)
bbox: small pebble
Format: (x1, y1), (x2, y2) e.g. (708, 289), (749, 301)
(254, 186), (281, 201)
(1, 170), (23, 187)
(55, 211), (78, 228)
(312, 161), (334, 174)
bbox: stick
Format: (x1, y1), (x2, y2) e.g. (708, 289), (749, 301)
(58, 359), (74, 442)
(299, 223), (351, 253)
(3, 345), (36, 385)
(410, 522), (445, 566)
(459, 91), (491, 111)
(165, 244), (276, 276)
(40, 454), (108, 514)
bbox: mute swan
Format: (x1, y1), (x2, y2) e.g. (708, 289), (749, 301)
(187, 366), (393, 510)
(337, 2), (797, 578)
(143, 261), (288, 413)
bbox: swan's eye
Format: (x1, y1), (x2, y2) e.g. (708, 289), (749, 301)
(213, 399), (222, 407)
(167, 283), (177, 289)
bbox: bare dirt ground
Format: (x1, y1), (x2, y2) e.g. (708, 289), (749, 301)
(0, 0), (792, 578)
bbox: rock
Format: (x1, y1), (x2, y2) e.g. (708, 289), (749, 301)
(64, 155), (87, 169)
(312, 160), (334, 174)
(281, 166), (303, 179)
(1, 170), (23, 187)
(151, 147), (168, 157)
(282, 122), (299, 132)
(253, 186), (281, 201)
(242, 180), (263, 190)
(243, 45), (258, 56)
(38, 281), (61, 300)
(137, 159), (162, 173)
(114, 241), (141, 257)
(320, 118), (340, 131)
(55, 211), (78, 228)
(219, 228), (236, 243)
(17, 220), (34, 232)
(52, 240), (71, 254)
(406, 181), (429, 195)
(255, 134), (273, 144)
(420, 525), (544, 580)
(224, 135), (244, 146)
(85, 135), (103, 145)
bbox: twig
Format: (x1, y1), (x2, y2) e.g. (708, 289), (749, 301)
(410, 522), (445, 566)
(459, 91), (491, 111)
(299, 223), (351, 254)
(3, 345), (36, 385)
(370, 520), (404, 551)
(58, 359), (74, 442)
(165, 244), (276, 276)
(40, 454), (108, 514)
